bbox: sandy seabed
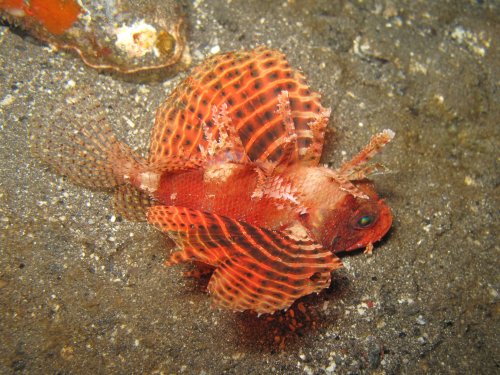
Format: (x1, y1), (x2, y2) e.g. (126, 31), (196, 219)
(0, 1), (498, 374)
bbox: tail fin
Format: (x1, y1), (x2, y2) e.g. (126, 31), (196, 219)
(114, 184), (153, 221)
(29, 88), (146, 189)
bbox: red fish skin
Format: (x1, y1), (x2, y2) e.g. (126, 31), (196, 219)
(309, 181), (393, 252)
(276, 166), (393, 253)
(148, 161), (392, 253)
(153, 164), (297, 230)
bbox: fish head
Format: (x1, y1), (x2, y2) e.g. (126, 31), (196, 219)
(324, 181), (392, 253)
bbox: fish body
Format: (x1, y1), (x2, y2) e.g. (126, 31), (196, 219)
(32, 47), (394, 313)
(149, 162), (391, 253)
(154, 163), (297, 229)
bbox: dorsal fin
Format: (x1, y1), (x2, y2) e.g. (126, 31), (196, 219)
(149, 47), (329, 168)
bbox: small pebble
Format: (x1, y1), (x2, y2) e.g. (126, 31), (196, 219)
(416, 315), (426, 325)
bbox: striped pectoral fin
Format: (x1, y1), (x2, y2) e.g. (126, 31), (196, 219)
(147, 205), (343, 314)
(147, 205), (233, 266)
(271, 90), (330, 168)
(149, 48), (330, 169)
(241, 89), (330, 173)
(208, 251), (338, 314)
(208, 222), (343, 314)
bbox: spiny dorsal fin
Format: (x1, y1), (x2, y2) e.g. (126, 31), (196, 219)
(251, 174), (307, 214)
(338, 129), (395, 177)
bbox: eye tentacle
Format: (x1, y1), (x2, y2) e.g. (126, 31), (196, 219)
(338, 129), (395, 177)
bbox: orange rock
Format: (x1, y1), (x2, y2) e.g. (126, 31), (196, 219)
(28, 0), (81, 35)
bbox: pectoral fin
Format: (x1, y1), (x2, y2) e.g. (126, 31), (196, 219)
(148, 48), (329, 169)
(147, 205), (342, 314)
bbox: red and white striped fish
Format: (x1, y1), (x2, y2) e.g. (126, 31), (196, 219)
(31, 47), (394, 314)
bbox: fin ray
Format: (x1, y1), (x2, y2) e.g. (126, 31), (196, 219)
(113, 184), (154, 222)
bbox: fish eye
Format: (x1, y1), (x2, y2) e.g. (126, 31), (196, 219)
(356, 215), (374, 228)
